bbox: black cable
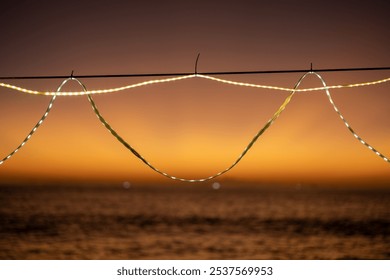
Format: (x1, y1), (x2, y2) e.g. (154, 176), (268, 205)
(0, 66), (389, 80)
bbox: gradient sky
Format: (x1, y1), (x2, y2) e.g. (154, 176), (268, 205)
(0, 0), (389, 186)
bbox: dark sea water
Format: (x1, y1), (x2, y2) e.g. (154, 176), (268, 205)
(0, 183), (389, 259)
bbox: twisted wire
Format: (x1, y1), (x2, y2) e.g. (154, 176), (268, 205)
(0, 75), (196, 96)
(87, 72), (309, 182)
(0, 75), (389, 96)
(197, 74), (390, 93)
(0, 79), (73, 165)
(314, 72), (389, 163)
(0, 96), (55, 165)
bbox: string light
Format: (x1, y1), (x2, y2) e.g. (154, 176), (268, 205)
(0, 75), (196, 96)
(1, 98), (55, 165)
(86, 72), (309, 182)
(1, 75), (389, 96)
(197, 74), (390, 93)
(0, 78), (76, 165)
(87, 72), (389, 181)
(87, 71), (389, 180)
(0, 72), (389, 180)
(313, 72), (390, 163)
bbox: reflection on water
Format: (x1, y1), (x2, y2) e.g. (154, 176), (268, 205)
(0, 184), (389, 259)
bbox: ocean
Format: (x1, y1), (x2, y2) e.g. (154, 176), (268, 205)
(0, 183), (389, 259)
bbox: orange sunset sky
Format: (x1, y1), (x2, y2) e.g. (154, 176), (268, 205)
(0, 0), (389, 186)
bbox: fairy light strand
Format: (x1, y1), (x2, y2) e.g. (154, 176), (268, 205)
(0, 75), (196, 96)
(0, 94), (55, 165)
(0, 79), (75, 165)
(1, 72), (389, 180)
(196, 74), (390, 93)
(313, 72), (390, 163)
(0, 75), (389, 96)
(87, 73), (308, 182)
(88, 72), (389, 181)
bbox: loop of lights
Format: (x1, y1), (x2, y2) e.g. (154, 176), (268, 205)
(1, 72), (389, 181)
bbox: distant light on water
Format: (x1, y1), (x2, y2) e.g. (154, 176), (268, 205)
(122, 181), (131, 189)
(212, 182), (221, 190)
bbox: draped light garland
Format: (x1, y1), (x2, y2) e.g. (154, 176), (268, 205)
(0, 74), (389, 96)
(1, 72), (389, 181)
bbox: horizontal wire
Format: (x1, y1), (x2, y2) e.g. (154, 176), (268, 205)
(1, 74), (389, 96)
(0, 66), (389, 80)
